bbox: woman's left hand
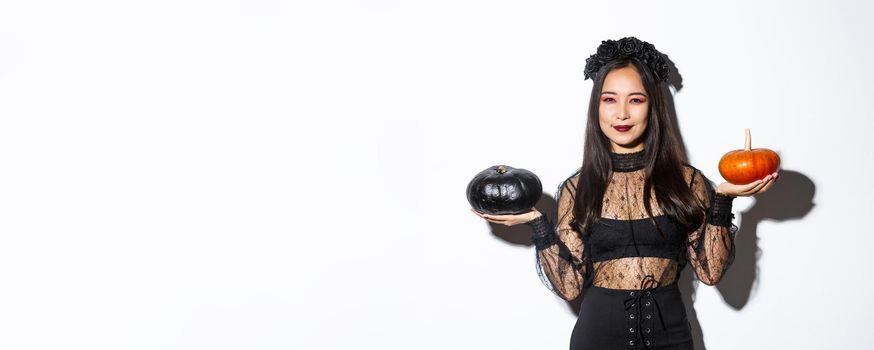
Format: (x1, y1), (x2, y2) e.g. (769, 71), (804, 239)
(716, 171), (779, 197)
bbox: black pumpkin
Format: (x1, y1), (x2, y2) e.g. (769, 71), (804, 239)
(466, 165), (542, 215)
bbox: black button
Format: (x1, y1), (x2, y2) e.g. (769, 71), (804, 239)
(629, 327), (635, 333)
(630, 292), (635, 296)
(629, 340), (634, 346)
(645, 328), (651, 333)
(630, 314), (635, 319)
(646, 314), (652, 319)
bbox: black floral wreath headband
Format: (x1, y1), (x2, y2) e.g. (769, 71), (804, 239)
(583, 36), (670, 83)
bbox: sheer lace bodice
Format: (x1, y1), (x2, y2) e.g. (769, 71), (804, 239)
(527, 150), (738, 300)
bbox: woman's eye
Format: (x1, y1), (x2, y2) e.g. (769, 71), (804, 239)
(602, 97), (615, 102)
(631, 98), (645, 104)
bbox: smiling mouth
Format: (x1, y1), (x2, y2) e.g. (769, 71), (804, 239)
(613, 125), (632, 132)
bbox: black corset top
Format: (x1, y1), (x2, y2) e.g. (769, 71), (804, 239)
(586, 215), (686, 262)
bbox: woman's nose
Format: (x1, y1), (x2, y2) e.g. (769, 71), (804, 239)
(617, 104), (630, 120)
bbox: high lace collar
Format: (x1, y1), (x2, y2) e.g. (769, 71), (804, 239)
(610, 149), (646, 172)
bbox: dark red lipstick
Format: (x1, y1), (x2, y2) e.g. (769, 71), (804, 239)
(613, 125), (632, 132)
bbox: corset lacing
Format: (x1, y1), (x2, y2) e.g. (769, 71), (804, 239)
(622, 274), (667, 349)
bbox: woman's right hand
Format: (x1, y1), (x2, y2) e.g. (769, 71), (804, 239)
(470, 208), (542, 227)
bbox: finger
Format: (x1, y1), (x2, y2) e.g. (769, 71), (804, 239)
(473, 210), (506, 222)
(483, 215), (510, 224)
(744, 176), (771, 195)
(736, 179), (765, 196)
(756, 178), (775, 194)
(737, 179), (764, 193)
(759, 178), (776, 193)
(749, 177), (770, 194)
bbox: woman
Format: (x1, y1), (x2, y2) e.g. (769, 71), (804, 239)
(470, 37), (778, 350)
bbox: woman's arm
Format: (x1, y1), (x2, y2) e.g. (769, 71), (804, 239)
(528, 176), (586, 300)
(684, 166), (779, 285)
(686, 168), (738, 286)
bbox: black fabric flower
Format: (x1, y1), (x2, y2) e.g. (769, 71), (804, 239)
(637, 42), (657, 63)
(582, 36), (670, 83)
(583, 56), (600, 80)
(617, 37), (644, 56)
(652, 57), (670, 82)
(596, 40), (619, 60)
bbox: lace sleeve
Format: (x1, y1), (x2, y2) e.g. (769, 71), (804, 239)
(527, 175), (586, 300)
(685, 167), (738, 286)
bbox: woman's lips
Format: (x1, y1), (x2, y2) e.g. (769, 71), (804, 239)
(613, 125), (632, 132)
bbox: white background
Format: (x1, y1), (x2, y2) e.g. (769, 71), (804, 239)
(0, 0), (871, 349)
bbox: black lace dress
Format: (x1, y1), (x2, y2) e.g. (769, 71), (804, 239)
(526, 150), (737, 350)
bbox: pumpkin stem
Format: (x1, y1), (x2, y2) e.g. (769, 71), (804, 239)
(744, 128), (751, 151)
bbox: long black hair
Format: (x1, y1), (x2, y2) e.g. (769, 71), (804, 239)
(571, 57), (703, 240)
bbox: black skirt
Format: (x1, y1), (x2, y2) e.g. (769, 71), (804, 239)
(569, 282), (694, 350)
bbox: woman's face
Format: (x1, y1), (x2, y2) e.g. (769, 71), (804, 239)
(598, 65), (649, 153)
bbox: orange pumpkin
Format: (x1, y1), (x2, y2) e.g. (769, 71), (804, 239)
(718, 128), (780, 185)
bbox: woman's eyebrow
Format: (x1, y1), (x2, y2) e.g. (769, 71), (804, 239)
(601, 91), (648, 97)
